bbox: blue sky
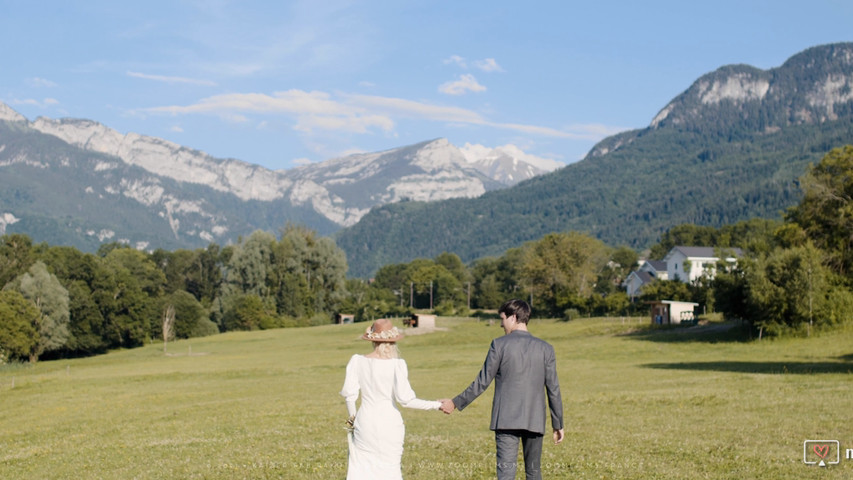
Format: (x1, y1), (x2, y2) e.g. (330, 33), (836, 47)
(1, 0), (851, 170)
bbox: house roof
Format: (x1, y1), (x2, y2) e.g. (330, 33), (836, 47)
(631, 271), (655, 284)
(642, 260), (667, 272)
(665, 246), (744, 260)
(660, 300), (699, 306)
(624, 270), (656, 289)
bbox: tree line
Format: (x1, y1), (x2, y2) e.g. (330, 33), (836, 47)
(0, 225), (347, 363)
(636, 146), (853, 337)
(3, 146), (853, 363)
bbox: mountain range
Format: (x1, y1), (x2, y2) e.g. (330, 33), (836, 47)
(0, 102), (558, 252)
(334, 42), (853, 276)
(4, 42), (853, 279)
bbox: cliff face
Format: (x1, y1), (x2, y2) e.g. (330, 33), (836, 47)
(0, 102), (555, 251)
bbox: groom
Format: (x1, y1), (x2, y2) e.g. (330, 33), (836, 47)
(440, 299), (564, 480)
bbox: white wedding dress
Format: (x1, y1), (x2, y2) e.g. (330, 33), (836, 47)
(341, 354), (440, 480)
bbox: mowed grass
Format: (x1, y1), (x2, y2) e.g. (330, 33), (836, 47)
(1, 317), (852, 479)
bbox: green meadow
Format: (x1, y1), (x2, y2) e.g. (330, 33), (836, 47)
(1, 317), (852, 479)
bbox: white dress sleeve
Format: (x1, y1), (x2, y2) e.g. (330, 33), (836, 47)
(340, 355), (360, 417)
(393, 359), (441, 410)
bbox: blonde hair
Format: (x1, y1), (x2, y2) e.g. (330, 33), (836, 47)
(373, 342), (399, 359)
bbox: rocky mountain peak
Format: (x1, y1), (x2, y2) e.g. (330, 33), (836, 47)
(649, 43), (853, 130)
(0, 101), (559, 251)
(0, 103), (27, 123)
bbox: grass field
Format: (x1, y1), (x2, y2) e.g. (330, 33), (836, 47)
(1, 316), (852, 479)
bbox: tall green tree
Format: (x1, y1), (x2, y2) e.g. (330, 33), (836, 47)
(151, 245), (223, 305)
(435, 252), (470, 285)
(64, 280), (108, 354)
(156, 290), (216, 339)
(787, 145), (853, 277)
(93, 249), (163, 348)
(520, 232), (610, 315)
(40, 246), (111, 355)
(473, 248), (527, 310)
(270, 225), (348, 318)
(221, 294), (273, 331)
(0, 290), (40, 362)
(10, 261), (70, 361)
(0, 234), (36, 290)
(222, 230), (275, 300)
(470, 257), (505, 310)
(744, 244), (853, 335)
(372, 263), (411, 307)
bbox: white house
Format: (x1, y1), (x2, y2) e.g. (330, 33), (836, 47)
(664, 246), (742, 284)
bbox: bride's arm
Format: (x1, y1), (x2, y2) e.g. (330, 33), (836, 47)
(340, 355), (360, 417)
(393, 359), (441, 410)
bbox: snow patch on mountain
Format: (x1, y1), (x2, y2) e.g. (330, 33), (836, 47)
(459, 142), (563, 184)
(0, 213), (20, 235)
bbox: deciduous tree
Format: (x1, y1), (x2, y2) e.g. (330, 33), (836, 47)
(787, 145), (853, 277)
(0, 290), (40, 362)
(11, 261), (70, 361)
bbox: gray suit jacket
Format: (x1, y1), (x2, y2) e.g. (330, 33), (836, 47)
(453, 330), (563, 434)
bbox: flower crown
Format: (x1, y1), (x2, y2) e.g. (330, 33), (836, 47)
(365, 325), (400, 340)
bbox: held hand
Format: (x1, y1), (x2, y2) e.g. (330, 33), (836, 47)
(553, 428), (564, 445)
(438, 398), (456, 415)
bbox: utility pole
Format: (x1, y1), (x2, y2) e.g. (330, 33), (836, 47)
(410, 282), (413, 308)
(430, 280), (434, 310)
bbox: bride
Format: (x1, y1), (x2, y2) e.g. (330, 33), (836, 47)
(340, 318), (442, 479)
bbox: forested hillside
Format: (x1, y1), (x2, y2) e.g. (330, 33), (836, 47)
(337, 43), (853, 277)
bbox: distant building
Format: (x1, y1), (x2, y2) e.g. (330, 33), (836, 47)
(624, 259), (668, 299)
(663, 246), (742, 284)
(649, 300), (699, 325)
(405, 314), (435, 329)
(625, 271), (655, 299)
(640, 260), (668, 280)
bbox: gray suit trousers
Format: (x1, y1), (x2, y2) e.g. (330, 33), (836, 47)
(496, 430), (544, 480)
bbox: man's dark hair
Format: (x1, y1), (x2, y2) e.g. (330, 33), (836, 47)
(499, 299), (531, 324)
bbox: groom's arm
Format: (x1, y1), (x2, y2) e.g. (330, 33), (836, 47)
(452, 340), (500, 411)
(544, 344), (564, 430)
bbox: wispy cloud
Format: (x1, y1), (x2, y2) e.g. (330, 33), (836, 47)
(127, 71), (217, 87)
(294, 114), (394, 134)
(28, 77), (58, 88)
(145, 90), (393, 134)
(473, 58), (504, 72)
(11, 97), (59, 108)
(443, 56), (504, 73)
(492, 122), (596, 139)
(345, 93), (486, 124)
(443, 55), (467, 68)
(143, 88), (620, 141)
(148, 90), (357, 116)
(438, 74), (487, 95)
